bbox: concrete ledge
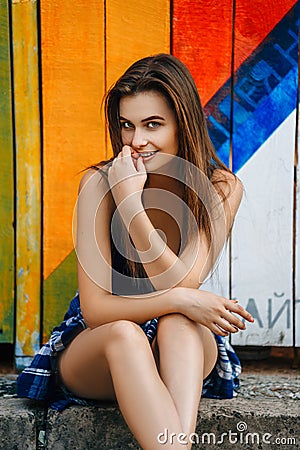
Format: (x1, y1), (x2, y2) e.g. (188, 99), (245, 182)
(46, 402), (139, 450)
(0, 398), (44, 450)
(0, 372), (299, 449)
(0, 396), (299, 450)
(197, 397), (299, 449)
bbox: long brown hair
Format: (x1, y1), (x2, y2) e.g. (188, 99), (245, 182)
(96, 54), (233, 283)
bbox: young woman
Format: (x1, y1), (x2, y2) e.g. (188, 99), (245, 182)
(18, 54), (253, 449)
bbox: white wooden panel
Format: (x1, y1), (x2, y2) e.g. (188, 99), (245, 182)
(296, 105), (300, 347)
(231, 111), (296, 346)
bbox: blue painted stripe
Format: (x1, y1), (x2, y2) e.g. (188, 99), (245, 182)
(231, 67), (296, 172)
(204, 3), (299, 172)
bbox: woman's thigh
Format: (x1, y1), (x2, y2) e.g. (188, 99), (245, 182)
(58, 319), (156, 401)
(58, 322), (117, 401)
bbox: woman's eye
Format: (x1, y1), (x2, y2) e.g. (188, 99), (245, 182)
(147, 121), (160, 129)
(121, 122), (133, 129)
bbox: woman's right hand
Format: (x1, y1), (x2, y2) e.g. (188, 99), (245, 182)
(108, 146), (147, 207)
(176, 287), (254, 336)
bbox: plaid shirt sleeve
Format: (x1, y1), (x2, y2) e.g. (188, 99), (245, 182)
(16, 292), (86, 402)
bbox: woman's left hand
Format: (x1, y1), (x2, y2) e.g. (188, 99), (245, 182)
(108, 146), (147, 206)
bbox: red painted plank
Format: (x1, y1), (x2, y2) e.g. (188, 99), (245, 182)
(234, 0), (296, 71)
(172, 0), (233, 105)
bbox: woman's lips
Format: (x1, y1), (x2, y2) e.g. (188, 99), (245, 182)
(136, 151), (158, 161)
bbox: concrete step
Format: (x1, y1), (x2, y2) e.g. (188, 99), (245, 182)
(0, 373), (299, 450)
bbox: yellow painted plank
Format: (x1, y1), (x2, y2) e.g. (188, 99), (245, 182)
(12, 0), (41, 364)
(40, 0), (106, 282)
(106, 0), (170, 117)
(0, 0), (14, 343)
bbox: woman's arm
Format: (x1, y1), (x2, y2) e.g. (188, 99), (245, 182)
(76, 168), (252, 335)
(108, 147), (243, 290)
(76, 168), (178, 328)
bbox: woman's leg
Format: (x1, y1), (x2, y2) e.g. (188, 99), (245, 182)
(59, 320), (188, 450)
(156, 314), (218, 444)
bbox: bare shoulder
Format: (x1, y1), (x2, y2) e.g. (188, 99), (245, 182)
(78, 165), (108, 193)
(211, 168), (243, 203)
(77, 167), (114, 222)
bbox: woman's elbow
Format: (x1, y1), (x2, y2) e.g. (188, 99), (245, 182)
(80, 299), (107, 329)
(174, 273), (201, 289)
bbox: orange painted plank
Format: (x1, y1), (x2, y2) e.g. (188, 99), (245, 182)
(41, 0), (170, 339)
(40, 1), (106, 280)
(12, 0), (41, 364)
(172, 0), (296, 105)
(106, 0), (170, 97)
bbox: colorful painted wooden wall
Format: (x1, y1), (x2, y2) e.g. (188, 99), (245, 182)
(0, 0), (299, 366)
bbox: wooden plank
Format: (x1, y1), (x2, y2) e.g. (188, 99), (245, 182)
(172, 0), (233, 296)
(231, 4), (298, 346)
(172, 0), (233, 106)
(40, 0), (106, 337)
(231, 115), (295, 346)
(43, 251), (77, 342)
(172, 0), (296, 105)
(106, 0), (170, 100)
(0, 1), (14, 343)
(41, 0), (106, 281)
(41, 0), (170, 338)
(296, 101), (300, 347)
(12, 0), (41, 367)
(232, 0), (296, 72)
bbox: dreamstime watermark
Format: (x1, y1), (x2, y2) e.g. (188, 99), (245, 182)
(157, 421), (297, 446)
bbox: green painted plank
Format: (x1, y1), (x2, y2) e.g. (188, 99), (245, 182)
(43, 250), (77, 342)
(0, 1), (15, 343)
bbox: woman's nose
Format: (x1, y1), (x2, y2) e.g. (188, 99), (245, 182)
(131, 128), (147, 148)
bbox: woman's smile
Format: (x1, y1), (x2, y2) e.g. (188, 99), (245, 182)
(119, 91), (178, 169)
(132, 149), (159, 162)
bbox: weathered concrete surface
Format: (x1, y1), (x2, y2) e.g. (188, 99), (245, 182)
(198, 397), (299, 450)
(46, 403), (140, 450)
(0, 398), (44, 450)
(45, 397), (299, 450)
(0, 372), (299, 449)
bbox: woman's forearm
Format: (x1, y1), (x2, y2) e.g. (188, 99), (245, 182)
(117, 196), (190, 290)
(80, 287), (182, 329)
(80, 284), (254, 336)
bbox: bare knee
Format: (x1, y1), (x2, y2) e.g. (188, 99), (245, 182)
(157, 313), (197, 338)
(106, 320), (148, 354)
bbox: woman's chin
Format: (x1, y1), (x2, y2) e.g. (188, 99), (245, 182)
(145, 153), (180, 176)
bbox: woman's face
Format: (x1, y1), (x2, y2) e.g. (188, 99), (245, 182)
(119, 91), (178, 171)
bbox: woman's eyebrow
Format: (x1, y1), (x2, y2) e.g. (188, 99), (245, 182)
(119, 115), (165, 122)
(141, 115), (165, 122)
